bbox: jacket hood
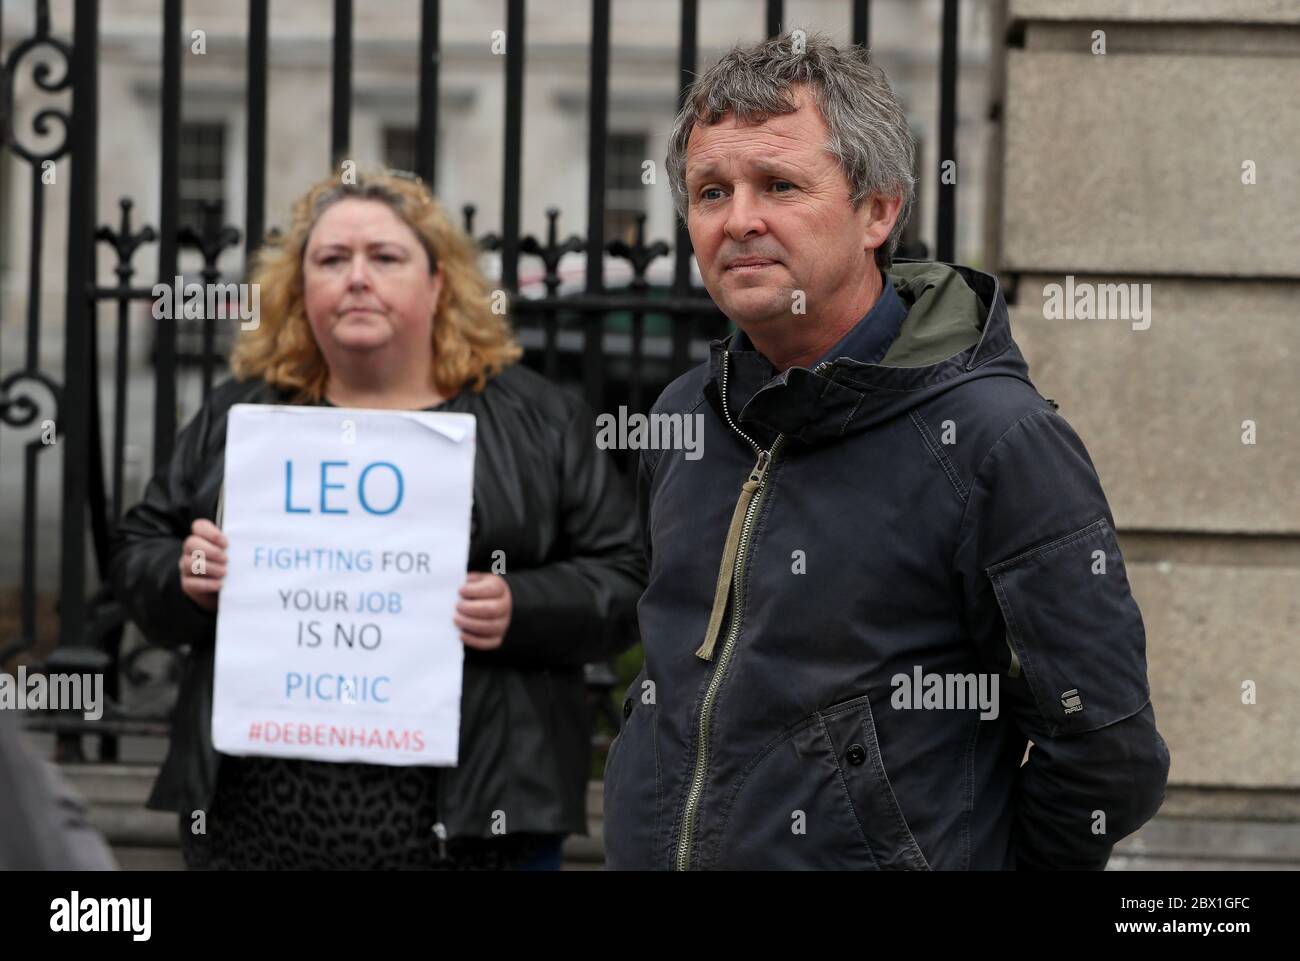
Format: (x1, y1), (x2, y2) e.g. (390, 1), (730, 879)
(707, 261), (1035, 446)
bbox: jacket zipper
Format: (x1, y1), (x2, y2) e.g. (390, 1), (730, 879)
(673, 357), (829, 870)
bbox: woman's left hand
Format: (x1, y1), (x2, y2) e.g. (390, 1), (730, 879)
(454, 571), (513, 650)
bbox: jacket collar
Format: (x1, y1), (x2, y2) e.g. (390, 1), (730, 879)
(704, 263), (1023, 447)
(729, 272), (909, 370)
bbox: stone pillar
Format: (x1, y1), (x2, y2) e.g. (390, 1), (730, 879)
(991, 0), (1300, 867)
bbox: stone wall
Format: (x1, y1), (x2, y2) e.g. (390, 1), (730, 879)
(991, 0), (1300, 861)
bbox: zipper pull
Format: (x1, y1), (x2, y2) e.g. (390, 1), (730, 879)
(431, 821), (449, 861)
(696, 451), (768, 661)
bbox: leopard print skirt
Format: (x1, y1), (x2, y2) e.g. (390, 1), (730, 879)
(178, 755), (562, 870)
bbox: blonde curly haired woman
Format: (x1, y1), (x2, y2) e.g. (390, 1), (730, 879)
(110, 170), (645, 870)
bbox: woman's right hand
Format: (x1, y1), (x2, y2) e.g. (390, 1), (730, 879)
(179, 519), (228, 612)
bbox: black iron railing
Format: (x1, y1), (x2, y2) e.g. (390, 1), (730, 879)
(0, 0), (962, 759)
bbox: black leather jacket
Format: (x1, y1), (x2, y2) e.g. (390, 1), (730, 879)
(109, 364), (646, 839)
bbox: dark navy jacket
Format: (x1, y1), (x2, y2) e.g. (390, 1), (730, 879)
(603, 262), (1170, 870)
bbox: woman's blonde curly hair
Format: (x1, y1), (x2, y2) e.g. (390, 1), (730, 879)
(231, 169), (521, 401)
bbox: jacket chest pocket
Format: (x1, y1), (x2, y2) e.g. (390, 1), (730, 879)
(710, 693), (930, 871)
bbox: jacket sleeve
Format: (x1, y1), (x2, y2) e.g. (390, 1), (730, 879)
(108, 402), (219, 650)
(493, 398), (647, 669)
(955, 406), (1170, 871)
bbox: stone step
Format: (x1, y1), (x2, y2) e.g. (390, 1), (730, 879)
(86, 805), (178, 848)
(66, 763), (1300, 870)
(1107, 854), (1300, 872)
(564, 829), (603, 864)
(1111, 816), (1300, 864)
(62, 762), (158, 806)
(111, 847), (186, 871)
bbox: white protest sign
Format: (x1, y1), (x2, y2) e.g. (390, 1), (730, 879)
(211, 404), (476, 766)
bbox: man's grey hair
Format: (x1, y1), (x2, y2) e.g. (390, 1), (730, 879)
(666, 31), (916, 269)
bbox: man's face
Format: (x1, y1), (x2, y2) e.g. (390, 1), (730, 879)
(684, 85), (875, 334)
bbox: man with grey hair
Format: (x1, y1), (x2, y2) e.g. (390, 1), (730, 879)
(603, 32), (1168, 870)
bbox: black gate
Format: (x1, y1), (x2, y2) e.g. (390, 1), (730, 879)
(0, 0), (962, 758)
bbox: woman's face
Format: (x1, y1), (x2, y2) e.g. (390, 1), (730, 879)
(302, 197), (443, 361)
